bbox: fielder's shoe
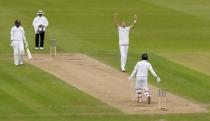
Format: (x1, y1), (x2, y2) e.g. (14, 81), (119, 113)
(19, 61), (23, 65)
(148, 96), (151, 104)
(121, 69), (126, 72)
(40, 47), (44, 50)
(35, 47), (39, 50)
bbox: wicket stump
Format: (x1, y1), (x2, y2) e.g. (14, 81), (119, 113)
(158, 88), (167, 110)
(50, 39), (56, 56)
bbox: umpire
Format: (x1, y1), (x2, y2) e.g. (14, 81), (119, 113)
(32, 10), (49, 50)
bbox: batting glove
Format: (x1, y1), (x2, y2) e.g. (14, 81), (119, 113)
(156, 77), (161, 83)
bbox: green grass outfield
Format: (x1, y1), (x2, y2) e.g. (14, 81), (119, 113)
(0, 0), (210, 121)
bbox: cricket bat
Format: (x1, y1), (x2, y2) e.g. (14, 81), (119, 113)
(26, 47), (32, 59)
(130, 78), (133, 100)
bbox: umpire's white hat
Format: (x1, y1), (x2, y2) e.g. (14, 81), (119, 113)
(37, 10), (44, 15)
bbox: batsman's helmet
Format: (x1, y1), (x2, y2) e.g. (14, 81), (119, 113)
(141, 53), (148, 60)
(15, 19), (21, 27)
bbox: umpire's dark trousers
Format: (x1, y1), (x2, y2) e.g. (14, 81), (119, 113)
(35, 31), (45, 48)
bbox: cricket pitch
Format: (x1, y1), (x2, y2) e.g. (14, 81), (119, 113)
(26, 53), (208, 114)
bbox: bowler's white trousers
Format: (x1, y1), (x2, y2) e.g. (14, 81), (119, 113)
(119, 45), (128, 71)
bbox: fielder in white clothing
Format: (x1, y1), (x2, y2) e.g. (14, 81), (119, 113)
(32, 10), (48, 50)
(10, 20), (28, 66)
(129, 53), (160, 104)
(114, 13), (137, 72)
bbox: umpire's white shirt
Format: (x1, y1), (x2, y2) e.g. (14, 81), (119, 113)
(10, 26), (26, 41)
(130, 60), (157, 78)
(32, 16), (48, 33)
(118, 26), (131, 46)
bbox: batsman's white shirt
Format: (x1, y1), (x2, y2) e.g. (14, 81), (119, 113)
(32, 16), (48, 33)
(130, 60), (157, 78)
(118, 26), (131, 46)
(11, 26), (26, 41)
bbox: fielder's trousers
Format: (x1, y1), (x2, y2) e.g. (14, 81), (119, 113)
(35, 31), (45, 48)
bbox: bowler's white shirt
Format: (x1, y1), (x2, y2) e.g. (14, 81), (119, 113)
(130, 60), (157, 78)
(10, 26), (26, 41)
(118, 26), (131, 46)
(32, 16), (48, 33)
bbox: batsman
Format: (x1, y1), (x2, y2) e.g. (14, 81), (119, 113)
(129, 53), (160, 104)
(10, 20), (28, 66)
